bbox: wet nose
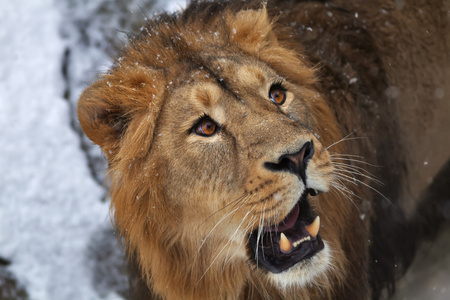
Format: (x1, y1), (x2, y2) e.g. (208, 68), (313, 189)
(264, 141), (315, 183)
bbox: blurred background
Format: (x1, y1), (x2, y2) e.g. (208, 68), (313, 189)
(0, 0), (448, 299)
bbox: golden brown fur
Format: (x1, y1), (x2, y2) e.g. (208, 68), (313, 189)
(78, 1), (449, 299)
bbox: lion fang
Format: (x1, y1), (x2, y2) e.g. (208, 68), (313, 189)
(280, 232), (292, 252)
(305, 216), (320, 238)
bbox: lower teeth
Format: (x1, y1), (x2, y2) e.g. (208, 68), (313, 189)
(293, 236), (311, 247)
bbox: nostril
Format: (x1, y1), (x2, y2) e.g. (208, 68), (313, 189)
(277, 157), (292, 172)
(264, 141), (315, 182)
(303, 141), (314, 165)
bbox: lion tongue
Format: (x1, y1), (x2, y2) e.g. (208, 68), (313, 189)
(267, 203), (299, 232)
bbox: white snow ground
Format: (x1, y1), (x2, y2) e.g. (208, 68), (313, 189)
(0, 0), (184, 299)
(0, 0), (448, 299)
(0, 0), (113, 299)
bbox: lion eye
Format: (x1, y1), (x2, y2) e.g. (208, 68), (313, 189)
(194, 118), (217, 137)
(269, 84), (287, 105)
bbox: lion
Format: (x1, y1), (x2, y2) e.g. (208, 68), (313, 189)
(77, 0), (450, 299)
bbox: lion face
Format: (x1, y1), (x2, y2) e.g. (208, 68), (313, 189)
(149, 57), (336, 283)
(78, 7), (354, 299)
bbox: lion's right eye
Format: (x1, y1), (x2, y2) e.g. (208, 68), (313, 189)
(193, 117), (218, 137)
(269, 82), (287, 105)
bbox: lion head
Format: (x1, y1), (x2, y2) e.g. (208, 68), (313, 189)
(78, 4), (372, 299)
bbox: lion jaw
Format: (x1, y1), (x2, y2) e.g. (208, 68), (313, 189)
(267, 241), (333, 290)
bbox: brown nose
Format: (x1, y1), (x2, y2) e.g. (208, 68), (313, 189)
(264, 141), (314, 183)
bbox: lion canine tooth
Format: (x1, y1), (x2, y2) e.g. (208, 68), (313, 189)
(305, 216), (320, 238)
(280, 233), (292, 252)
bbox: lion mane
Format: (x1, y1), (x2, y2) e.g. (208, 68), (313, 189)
(78, 1), (449, 299)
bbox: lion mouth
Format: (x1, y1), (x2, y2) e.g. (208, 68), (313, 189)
(248, 189), (324, 273)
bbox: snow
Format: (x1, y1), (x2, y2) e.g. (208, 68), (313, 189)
(0, 0), (184, 299)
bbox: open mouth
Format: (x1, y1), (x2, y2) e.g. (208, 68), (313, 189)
(248, 189), (324, 273)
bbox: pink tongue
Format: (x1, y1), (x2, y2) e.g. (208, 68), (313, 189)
(266, 203), (299, 232)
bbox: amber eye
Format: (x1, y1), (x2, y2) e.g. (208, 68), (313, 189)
(194, 118), (217, 137)
(269, 84), (287, 105)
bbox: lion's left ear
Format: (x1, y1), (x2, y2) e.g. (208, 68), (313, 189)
(226, 7), (317, 87)
(226, 6), (276, 52)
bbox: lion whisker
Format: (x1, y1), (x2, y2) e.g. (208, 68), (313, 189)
(254, 201), (267, 268)
(330, 156), (381, 167)
(197, 204), (258, 285)
(224, 206), (257, 262)
(330, 182), (359, 210)
(331, 161), (381, 180)
(329, 153), (365, 159)
(197, 226), (245, 284)
(333, 166), (383, 186)
(261, 200), (269, 261)
(197, 195), (251, 254)
(225, 214), (258, 264)
(332, 174), (373, 203)
(197, 193), (249, 231)
(333, 176), (376, 205)
(334, 172), (392, 206)
(326, 129), (362, 150)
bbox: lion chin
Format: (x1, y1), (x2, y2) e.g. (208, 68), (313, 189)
(267, 242), (332, 290)
(77, 0), (449, 299)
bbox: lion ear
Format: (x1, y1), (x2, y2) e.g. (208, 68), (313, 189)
(78, 79), (126, 159)
(78, 66), (164, 161)
(227, 6), (276, 52)
(226, 7), (316, 87)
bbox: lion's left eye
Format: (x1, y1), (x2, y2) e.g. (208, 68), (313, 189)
(269, 83), (287, 105)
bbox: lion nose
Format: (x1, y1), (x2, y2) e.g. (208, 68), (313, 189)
(265, 141), (315, 183)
